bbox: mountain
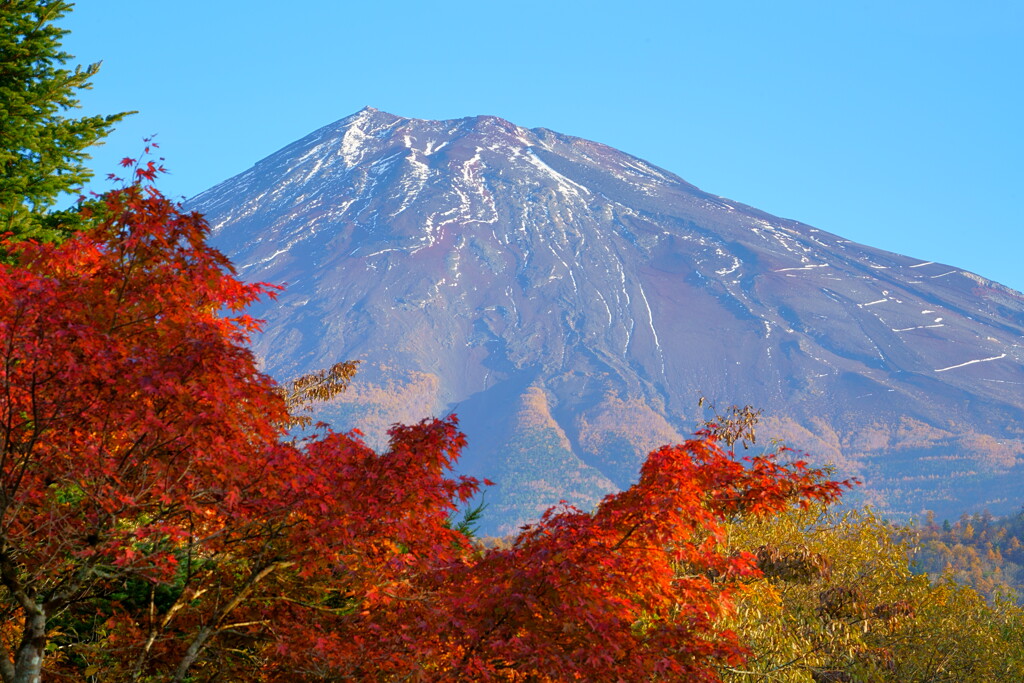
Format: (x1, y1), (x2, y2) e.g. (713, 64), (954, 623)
(189, 107), (1024, 533)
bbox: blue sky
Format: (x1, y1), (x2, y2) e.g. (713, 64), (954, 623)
(62, 1), (1023, 292)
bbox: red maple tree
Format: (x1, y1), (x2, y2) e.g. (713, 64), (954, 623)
(0, 169), (484, 681)
(0, 170), (288, 680)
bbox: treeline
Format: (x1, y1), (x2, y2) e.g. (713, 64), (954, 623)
(908, 509), (1024, 602)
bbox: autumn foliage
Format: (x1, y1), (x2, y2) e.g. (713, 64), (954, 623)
(259, 437), (850, 681)
(404, 441), (850, 681)
(0, 173), (863, 681)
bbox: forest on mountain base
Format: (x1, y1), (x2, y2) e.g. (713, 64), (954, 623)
(907, 509), (1024, 603)
(2, 3), (1022, 680)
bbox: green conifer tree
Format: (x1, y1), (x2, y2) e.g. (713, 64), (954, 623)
(0, 0), (131, 242)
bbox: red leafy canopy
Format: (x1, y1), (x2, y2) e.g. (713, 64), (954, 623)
(0, 182), (285, 585)
(271, 435), (853, 681)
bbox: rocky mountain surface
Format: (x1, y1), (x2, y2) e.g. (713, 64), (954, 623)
(190, 107), (1024, 533)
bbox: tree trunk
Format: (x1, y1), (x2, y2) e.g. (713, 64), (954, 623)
(12, 607), (45, 683)
(172, 626), (213, 683)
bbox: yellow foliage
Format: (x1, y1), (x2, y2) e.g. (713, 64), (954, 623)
(720, 504), (1024, 682)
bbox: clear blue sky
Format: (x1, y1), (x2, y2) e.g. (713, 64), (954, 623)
(62, 1), (1023, 292)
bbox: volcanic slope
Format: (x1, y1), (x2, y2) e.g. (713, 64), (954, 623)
(191, 107), (1024, 533)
